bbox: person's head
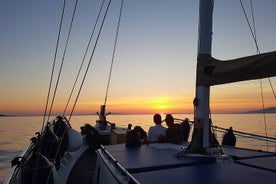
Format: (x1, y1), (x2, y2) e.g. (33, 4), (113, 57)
(153, 114), (162, 125)
(165, 114), (174, 127)
(56, 116), (63, 121)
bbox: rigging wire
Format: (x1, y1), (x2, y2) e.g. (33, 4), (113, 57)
(68, 0), (112, 121)
(268, 78), (276, 100)
(62, 0), (106, 116)
(248, 0), (276, 101)
(250, 0), (257, 44)
(104, 0), (124, 106)
(47, 0), (79, 123)
(240, 0), (276, 100)
(40, 2), (69, 172)
(41, 2), (79, 178)
(239, 0), (260, 54)
(42, 4), (81, 167)
(42, 0), (67, 130)
(239, 0), (269, 150)
(259, 79), (269, 150)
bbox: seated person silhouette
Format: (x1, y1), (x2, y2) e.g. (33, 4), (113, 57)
(181, 118), (190, 141)
(165, 114), (182, 143)
(222, 127), (236, 146)
(147, 114), (167, 143)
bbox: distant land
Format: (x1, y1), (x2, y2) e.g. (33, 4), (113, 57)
(1, 108), (276, 117)
(243, 107), (276, 114)
(0, 114), (16, 117)
(0, 114), (13, 117)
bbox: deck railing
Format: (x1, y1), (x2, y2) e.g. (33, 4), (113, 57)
(174, 118), (276, 153)
(212, 126), (276, 152)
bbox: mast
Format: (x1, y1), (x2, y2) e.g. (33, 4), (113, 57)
(196, 0), (214, 149)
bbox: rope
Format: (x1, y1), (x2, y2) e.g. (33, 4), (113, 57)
(40, 1), (113, 182)
(239, 0), (269, 151)
(42, 0), (67, 130)
(260, 79), (269, 151)
(47, 0), (79, 122)
(268, 78), (276, 100)
(42, 1), (80, 178)
(68, 0), (112, 121)
(247, 0), (276, 99)
(239, 0), (260, 54)
(104, 0), (124, 106)
(250, 0), (257, 44)
(62, 0), (106, 116)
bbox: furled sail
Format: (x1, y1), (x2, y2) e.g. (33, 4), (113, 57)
(196, 51), (276, 86)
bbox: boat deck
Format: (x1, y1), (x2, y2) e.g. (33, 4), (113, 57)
(104, 143), (276, 184)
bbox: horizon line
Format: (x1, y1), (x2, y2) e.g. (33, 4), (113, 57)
(1, 110), (276, 117)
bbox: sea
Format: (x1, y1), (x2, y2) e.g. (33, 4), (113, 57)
(1, 113), (276, 183)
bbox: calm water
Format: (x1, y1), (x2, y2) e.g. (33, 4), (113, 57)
(1, 114), (276, 182)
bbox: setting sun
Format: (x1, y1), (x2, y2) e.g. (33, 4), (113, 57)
(150, 97), (172, 111)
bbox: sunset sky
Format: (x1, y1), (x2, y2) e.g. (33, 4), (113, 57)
(0, 0), (276, 116)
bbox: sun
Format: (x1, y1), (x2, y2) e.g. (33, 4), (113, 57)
(150, 97), (171, 112)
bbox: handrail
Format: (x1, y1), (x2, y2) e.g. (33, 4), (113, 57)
(212, 125), (276, 143)
(173, 117), (276, 143)
(99, 145), (140, 184)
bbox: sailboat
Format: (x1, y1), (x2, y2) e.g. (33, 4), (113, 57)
(4, 0), (276, 183)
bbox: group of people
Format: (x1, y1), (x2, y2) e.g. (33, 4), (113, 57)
(147, 114), (190, 143)
(126, 113), (236, 147)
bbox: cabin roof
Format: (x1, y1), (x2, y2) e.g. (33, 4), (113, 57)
(103, 143), (276, 184)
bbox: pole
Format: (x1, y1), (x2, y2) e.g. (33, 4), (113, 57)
(196, 0), (214, 149)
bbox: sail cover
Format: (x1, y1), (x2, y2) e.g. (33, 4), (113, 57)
(196, 51), (276, 86)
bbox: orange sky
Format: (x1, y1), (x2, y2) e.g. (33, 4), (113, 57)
(1, 83), (275, 116)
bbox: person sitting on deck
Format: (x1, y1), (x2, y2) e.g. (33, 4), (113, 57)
(222, 127), (236, 146)
(147, 114), (167, 143)
(181, 118), (190, 141)
(164, 114), (183, 144)
(134, 126), (147, 141)
(81, 123), (100, 151)
(126, 129), (141, 147)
